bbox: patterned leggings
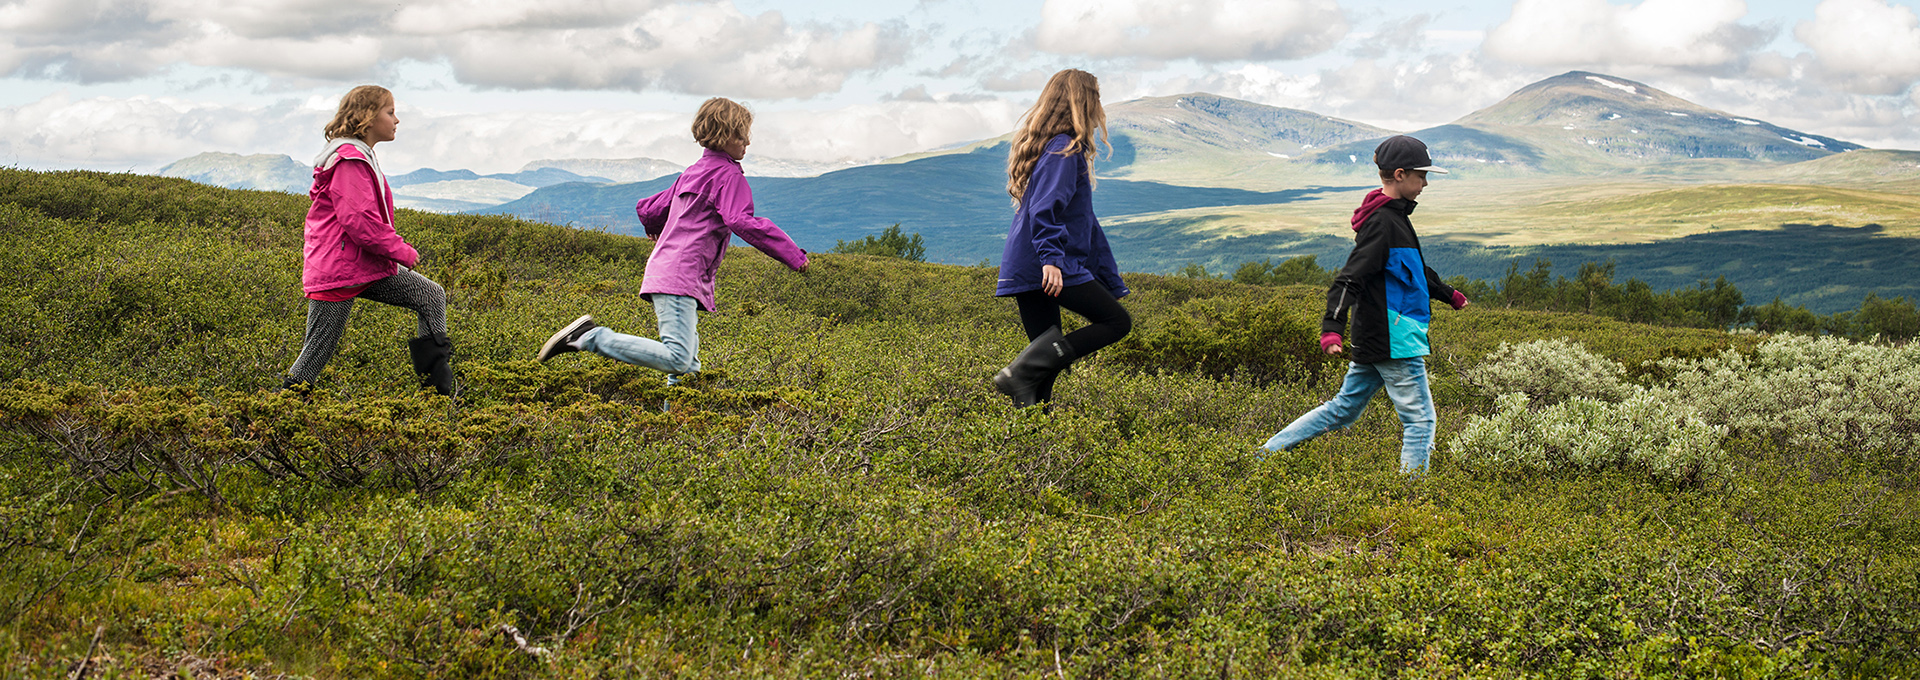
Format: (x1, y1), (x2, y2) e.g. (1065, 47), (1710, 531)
(286, 267), (448, 383)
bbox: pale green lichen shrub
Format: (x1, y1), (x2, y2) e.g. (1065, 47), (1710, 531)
(1656, 334), (1920, 463)
(1461, 338), (1638, 405)
(1451, 392), (1728, 485)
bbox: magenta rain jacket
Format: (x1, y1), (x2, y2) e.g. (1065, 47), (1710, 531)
(635, 148), (808, 311)
(302, 141), (419, 293)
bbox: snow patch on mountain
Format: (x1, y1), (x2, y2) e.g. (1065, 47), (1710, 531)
(1586, 76), (1638, 94)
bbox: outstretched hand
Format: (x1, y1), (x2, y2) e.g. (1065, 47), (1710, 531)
(1041, 265), (1063, 296)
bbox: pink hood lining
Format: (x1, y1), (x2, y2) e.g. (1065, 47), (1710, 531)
(1350, 189), (1392, 231)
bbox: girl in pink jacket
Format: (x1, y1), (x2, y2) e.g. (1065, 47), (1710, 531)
(537, 97), (808, 383)
(282, 85), (454, 395)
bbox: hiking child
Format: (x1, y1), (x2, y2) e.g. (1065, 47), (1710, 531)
(537, 97), (809, 378)
(991, 68), (1132, 408)
(283, 85), (454, 395)
(1261, 135), (1470, 473)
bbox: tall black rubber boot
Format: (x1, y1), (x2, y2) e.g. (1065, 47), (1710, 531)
(407, 332), (455, 396)
(993, 326), (1076, 408)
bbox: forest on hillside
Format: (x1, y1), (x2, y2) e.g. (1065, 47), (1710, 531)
(1, 170), (1916, 678)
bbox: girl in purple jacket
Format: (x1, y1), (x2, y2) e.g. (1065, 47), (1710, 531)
(992, 69), (1133, 408)
(537, 98), (809, 379)
(283, 85), (453, 395)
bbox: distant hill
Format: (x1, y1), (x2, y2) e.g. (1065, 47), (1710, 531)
(388, 166), (613, 189)
(1100, 94), (1392, 180)
(1312, 71), (1865, 175)
(522, 158), (683, 183)
(890, 93), (1392, 187)
(158, 152), (310, 194)
(477, 145), (1365, 261)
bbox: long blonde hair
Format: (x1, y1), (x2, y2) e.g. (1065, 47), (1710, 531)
(323, 85), (393, 141)
(1006, 69), (1109, 204)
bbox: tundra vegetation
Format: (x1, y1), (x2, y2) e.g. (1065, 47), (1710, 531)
(1, 169), (1915, 678)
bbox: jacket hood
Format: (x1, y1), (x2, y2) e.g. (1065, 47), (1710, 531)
(1350, 189), (1392, 231)
(314, 138), (387, 188)
(1351, 190), (1419, 230)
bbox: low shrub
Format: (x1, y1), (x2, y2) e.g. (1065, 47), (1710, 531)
(1450, 392), (1729, 486)
(1460, 337), (1639, 404)
(1656, 334), (1920, 481)
(1105, 297), (1326, 384)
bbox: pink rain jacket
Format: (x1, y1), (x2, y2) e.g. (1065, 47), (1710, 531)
(302, 142), (419, 294)
(635, 148), (807, 311)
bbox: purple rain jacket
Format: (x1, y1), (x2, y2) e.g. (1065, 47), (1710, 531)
(635, 148), (808, 311)
(995, 134), (1129, 299)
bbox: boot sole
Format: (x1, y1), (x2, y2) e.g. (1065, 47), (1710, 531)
(538, 314), (595, 362)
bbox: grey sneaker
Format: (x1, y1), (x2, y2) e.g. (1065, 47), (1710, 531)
(538, 315), (597, 362)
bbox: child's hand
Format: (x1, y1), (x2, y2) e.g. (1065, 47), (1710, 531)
(1041, 265), (1063, 296)
(1320, 332), (1344, 354)
(1449, 290), (1470, 310)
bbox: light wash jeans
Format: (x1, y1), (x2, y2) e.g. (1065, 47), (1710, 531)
(1262, 357), (1435, 473)
(574, 294), (701, 377)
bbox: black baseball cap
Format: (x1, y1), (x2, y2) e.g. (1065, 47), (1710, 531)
(1374, 135), (1447, 174)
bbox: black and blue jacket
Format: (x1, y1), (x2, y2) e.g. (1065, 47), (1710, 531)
(1324, 196), (1459, 365)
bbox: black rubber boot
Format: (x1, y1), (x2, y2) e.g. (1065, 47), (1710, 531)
(407, 332), (455, 396)
(993, 326), (1076, 408)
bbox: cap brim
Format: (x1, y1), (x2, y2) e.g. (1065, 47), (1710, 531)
(1414, 165), (1448, 174)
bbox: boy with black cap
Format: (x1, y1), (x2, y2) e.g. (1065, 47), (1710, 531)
(1260, 135), (1469, 474)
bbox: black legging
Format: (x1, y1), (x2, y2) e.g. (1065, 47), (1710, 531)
(1013, 281), (1132, 355)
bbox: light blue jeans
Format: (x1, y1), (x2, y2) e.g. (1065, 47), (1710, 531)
(1262, 357), (1435, 473)
(574, 294), (701, 377)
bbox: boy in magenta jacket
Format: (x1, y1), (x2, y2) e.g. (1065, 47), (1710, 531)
(538, 97), (808, 380)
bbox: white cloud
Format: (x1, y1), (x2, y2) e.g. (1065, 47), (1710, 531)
(1484, 0), (1769, 70)
(0, 93), (327, 171)
(1032, 0), (1349, 62)
(1795, 0), (1920, 95)
(0, 0), (906, 98)
(0, 92), (1025, 174)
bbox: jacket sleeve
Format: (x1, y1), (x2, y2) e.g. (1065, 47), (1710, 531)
(712, 171), (808, 271)
(1024, 150), (1083, 277)
(331, 160), (418, 268)
(1324, 222), (1387, 334)
(635, 184), (673, 239)
(1424, 266), (1459, 303)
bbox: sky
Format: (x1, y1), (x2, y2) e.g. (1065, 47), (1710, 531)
(2, 0), (1917, 175)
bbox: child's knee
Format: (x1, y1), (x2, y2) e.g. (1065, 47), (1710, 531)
(1109, 308), (1133, 338)
(664, 351), (699, 375)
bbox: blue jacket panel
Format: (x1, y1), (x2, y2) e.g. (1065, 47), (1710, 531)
(996, 134), (1129, 298)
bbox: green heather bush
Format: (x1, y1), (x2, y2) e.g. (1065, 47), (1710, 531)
(1451, 392), (1729, 485)
(3, 168), (1918, 677)
(1461, 337), (1639, 404)
(1105, 297), (1327, 383)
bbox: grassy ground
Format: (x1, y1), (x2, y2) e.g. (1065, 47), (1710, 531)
(1, 169), (1916, 678)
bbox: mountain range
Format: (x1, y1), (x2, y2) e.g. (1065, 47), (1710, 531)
(154, 71), (1918, 312)
(159, 153), (860, 213)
